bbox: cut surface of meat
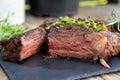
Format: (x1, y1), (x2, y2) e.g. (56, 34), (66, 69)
(48, 25), (107, 60)
(48, 25), (120, 68)
(3, 27), (46, 62)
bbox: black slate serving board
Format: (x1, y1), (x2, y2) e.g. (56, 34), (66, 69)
(1, 50), (120, 80)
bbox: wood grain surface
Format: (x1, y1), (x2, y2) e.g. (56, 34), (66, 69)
(1, 4), (120, 80)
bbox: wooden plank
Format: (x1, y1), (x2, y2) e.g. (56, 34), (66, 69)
(101, 73), (120, 80)
(25, 13), (44, 29)
(0, 66), (8, 80)
(116, 72), (120, 76)
(81, 76), (104, 80)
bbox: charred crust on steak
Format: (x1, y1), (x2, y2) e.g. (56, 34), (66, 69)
(3, 35), (22, 62)
(3, 27), (46, 62)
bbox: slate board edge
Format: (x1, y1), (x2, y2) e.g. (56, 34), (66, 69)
(1, 49), (120, 80)
(1, 60), (120, 80)
(66, 68), (120, 80)
(0, 64), (10, 80)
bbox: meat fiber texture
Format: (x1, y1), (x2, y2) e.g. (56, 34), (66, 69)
(3, 27), (46, 62)
(48, 25), (120, 69)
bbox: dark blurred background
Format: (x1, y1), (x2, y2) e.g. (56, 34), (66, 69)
(25, 0), (120, 11)
(25, 0), (120, 17)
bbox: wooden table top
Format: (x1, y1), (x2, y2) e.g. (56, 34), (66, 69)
(1, 4), (120, 80)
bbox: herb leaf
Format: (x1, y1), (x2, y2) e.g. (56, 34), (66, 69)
(45, 16), (107, 32)
(103, 10), (120, 32)
(0, 18), (27, 40)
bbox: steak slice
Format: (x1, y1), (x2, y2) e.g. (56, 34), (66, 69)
(48, 25), (120, 68)
(3, 27), (46, 62)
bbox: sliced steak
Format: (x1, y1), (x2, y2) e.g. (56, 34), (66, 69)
(48, 25), (120, 68)
(3, 27), (46, 62)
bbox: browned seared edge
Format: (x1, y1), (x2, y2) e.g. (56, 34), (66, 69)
(3, 27), (46, 62)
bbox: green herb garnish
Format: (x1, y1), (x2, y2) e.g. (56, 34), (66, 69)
(0, 17), (27, 40)
(45, 16), (107, 32)
(103, 10), (120, 32)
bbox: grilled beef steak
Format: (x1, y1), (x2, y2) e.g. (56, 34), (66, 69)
(48, 25), (120, 68)
(3, 27), (46, 62)
(2, 16), (120, 69)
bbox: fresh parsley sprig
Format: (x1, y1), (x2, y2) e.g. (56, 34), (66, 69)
(0, 17), (27, 40)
